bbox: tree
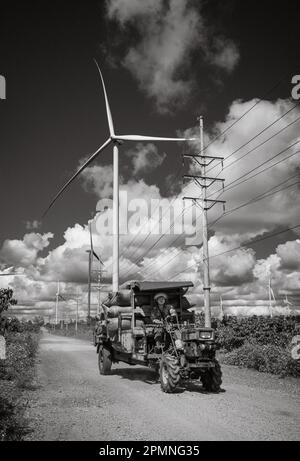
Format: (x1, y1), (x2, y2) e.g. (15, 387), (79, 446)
(0, 288), (17, 315)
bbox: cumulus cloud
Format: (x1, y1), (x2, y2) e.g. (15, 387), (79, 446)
(276, 240), (300, 270)
(184, 97), (300, 236)
(81, 164), (113, 199)
(105, 0), (239, 113)
(0, 233), (53, 268)
(126, 143), (166, 175)
(208, 234), (256, 287)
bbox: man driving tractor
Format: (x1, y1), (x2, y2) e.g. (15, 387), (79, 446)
(151, 293), (172, 323)
(150, 293), (177, 352)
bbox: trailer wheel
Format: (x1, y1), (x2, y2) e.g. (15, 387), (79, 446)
(98, 346), (112, 375)
(200, 360), (222, 393)
(160, 355), (180, 393)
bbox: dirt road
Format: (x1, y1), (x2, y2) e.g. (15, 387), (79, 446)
(25, 332), (300, 441)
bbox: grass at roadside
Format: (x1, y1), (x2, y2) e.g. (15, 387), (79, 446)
(0, 330), (40, 441)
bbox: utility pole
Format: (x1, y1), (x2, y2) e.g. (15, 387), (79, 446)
(220, 295), (224, 321)
(55, 280), (60, 326)
(86, 250), (92, 319)
(91, 263), (107, 316)
(200, 116), (211, 328)
(75, 287), (80, 333)
(183, 116), (226, 328)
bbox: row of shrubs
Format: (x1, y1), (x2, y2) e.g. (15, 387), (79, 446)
(220, 342), (300, 377)
(212, 315), (300, 351)
(0, 322), (41, 441)
(210, 315), (300, 377)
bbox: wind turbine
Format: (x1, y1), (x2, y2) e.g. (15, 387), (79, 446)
(54, 281), (66, 326)
(266, 265), (276, 318)
(44, 60), (196, 292)
(283, 293), (293, 316)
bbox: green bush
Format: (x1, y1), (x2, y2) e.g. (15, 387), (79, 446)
(0, 333), (39, 388)
(221, 342), (300, 377)
(0, 330), (40, 440)
(215, 316), (299, 351)
(0, 394), (30, 441)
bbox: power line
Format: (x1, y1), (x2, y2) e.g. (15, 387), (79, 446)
(208, 141), (300, 201)
(144, 174), (300, 280)
(105, 162), (190, 275)
(168, 225), (300, 281)
(141, 205), (201, 279)
(217, 114), (300, 175)
(125, 204), (193, 278)
(207, 105), (300, 177)
(118, 164), (184, 264)
(209, 176), (300, 228)
(128, 137), (300, 280)
(209, 225), (300, 260)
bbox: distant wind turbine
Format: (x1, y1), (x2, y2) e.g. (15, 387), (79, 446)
(283, 294), (293, 316)
(266, 265), (276, 318)
(284, 294), (293, 307)
(55, 281), (66, 325)
(44, 60), (196, 292)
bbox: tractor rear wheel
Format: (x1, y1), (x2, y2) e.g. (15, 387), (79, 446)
(200, 360), (222, 393)
(160, 355), (180, 393)
(98, 346), (112, 375)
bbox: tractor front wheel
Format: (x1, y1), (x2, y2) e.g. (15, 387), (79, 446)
(160, 355), (180, 393)
(200, 360), (222, 393)
(98, 346), (112, 375)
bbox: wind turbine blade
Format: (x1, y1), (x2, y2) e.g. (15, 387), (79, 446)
(94, 59), (115, 137)
(43, 138), (112, 216)
(115, 135), (197, 142)
(89, 221), (94, 254)
(89, 220), (103, 263)
(93, 251), (101, 262)
(271, 288), (276, 302)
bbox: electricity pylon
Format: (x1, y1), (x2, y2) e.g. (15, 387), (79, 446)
(183, 116), (226, 328)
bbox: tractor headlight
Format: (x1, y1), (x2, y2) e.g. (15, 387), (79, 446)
(175, 339), (184, 350)
(199, 331), (213, 340)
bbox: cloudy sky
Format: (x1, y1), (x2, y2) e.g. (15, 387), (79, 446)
(0, 0), (299, 319)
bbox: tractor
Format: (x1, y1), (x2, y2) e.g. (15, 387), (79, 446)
(94, 281), (222, 393)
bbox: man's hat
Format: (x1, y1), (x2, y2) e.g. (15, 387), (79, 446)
(154, 292), (168, 301)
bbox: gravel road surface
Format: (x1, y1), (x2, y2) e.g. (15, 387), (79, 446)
(25, 332), (300, 441)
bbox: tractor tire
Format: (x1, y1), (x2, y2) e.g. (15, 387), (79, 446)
(98, 346), (112, 375)
(160, 355), (180, 393)
(200, 360), (222, 393)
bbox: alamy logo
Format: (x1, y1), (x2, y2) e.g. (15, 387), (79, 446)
(291, 75), (300, 101)
(95, 192), (202, 246)
(0, 75), (6, 100)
